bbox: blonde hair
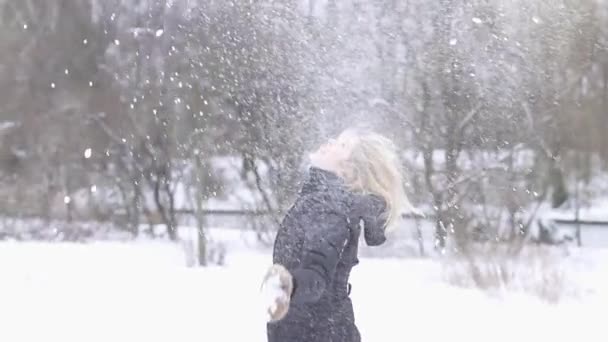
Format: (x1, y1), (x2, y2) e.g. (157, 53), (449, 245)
(338, 129), (417, 231)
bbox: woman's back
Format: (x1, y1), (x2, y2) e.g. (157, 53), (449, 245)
(267, 167), (387, 342)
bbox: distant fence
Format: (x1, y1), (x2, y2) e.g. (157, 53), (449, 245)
(175, 209), (277, 217)
(175, 209), (434, 220)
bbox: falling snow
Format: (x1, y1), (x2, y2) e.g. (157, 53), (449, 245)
(2, 2), (608, 341)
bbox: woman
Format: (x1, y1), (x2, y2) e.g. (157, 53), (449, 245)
(260, 128), (416, 342)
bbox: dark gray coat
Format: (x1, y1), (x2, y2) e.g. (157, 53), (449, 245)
(267, 167), (388, 342)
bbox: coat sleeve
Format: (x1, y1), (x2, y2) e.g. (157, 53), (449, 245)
(289, 208), (349, 304)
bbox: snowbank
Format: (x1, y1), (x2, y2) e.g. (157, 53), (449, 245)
(1, 240), (607, 342)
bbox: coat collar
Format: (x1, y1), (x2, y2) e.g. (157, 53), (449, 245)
(299, 166), (388, 246)
(300, 167), (346, 195)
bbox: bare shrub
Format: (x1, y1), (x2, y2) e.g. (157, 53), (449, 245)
(441, 244), (580, 303)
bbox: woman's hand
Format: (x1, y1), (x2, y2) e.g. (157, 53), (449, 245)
(260, 264), (293, 323)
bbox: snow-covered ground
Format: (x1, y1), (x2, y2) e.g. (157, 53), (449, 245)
(1, 236), (607, 342)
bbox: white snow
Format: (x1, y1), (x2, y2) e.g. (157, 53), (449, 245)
(0, 121), (18, 131)
(535, 197), (608, 246)
(1, 236), (607, 342)
(543, 198), (608, 223)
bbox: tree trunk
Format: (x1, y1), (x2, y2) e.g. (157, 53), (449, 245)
(549, 158), (568, 208)
(154, 178), (177, 241)
(575, 153), (582, 247)
(196, 158), (208, 266)
(130, 175), (141, 237)
(415, 217), (425, 257)
(197, 221), (207, 267)
(422, 149), (447, 250)
(444, 137), (465, 252)
(602, 63), (608, 162)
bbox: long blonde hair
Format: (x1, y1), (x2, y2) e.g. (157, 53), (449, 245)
(337, 129), (417, 231)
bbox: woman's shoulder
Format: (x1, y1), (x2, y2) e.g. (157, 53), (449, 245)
(296, 188), (353, 216)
